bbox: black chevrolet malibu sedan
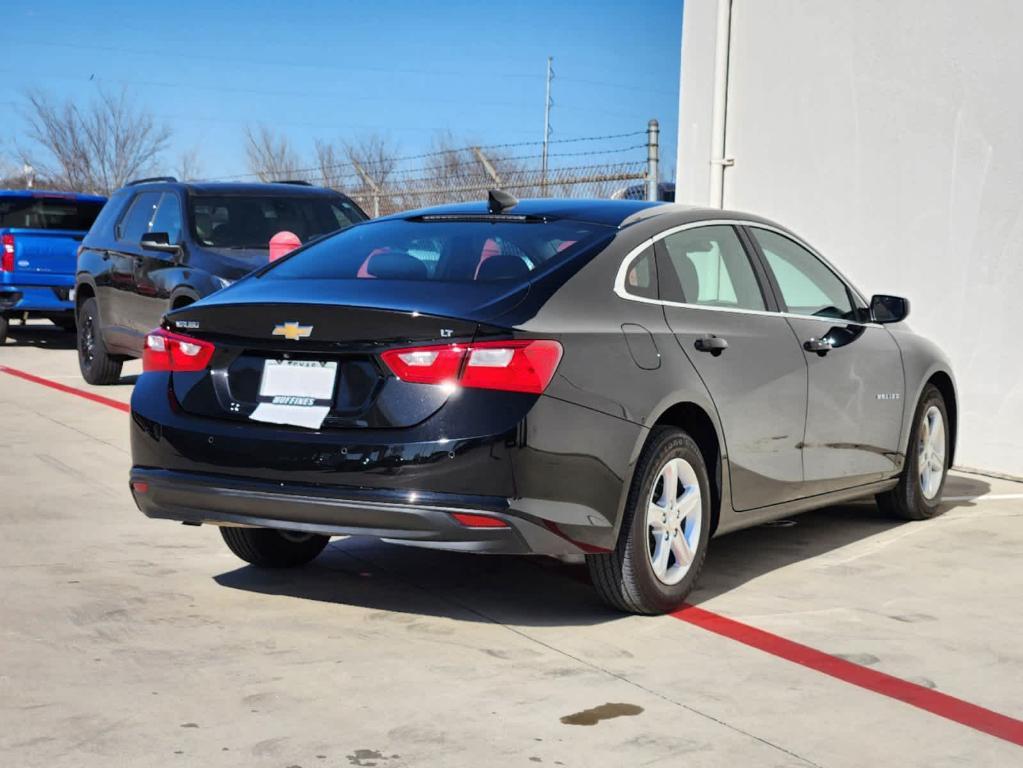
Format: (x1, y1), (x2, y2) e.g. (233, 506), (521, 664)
(129, 194), (956, 614)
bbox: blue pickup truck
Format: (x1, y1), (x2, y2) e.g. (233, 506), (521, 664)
(0, 190), (107, 343)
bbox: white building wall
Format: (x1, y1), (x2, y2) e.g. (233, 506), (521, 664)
(677, 0), (1023, 477)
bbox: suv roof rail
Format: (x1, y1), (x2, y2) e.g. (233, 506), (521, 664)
(274, 179), (313, 186)
(126, 176), (178, 186)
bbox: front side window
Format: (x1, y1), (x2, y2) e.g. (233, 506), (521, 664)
(659, 225), (766, 311)
(751, 229), (855, 320)
(150, 193), (183, 243)
(116, 192), (161, 241)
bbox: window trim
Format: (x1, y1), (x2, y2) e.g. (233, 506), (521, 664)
(612, 219), (878, 328)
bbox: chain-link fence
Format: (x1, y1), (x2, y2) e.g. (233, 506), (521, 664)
(224, 124), (660, 218)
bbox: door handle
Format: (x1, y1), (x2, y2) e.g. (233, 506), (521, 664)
(803, 337), (833, 356)
(694, 335), (728, 356)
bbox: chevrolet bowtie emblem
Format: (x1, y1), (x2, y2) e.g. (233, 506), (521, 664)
(272, 322), (313, 341)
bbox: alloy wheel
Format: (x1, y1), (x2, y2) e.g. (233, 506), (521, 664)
(918, 405), (946, 500)
(646, 457), (702, 586)
(81, 313), (95, 364)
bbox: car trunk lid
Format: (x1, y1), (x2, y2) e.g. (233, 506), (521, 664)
(163, 278), (527, 429)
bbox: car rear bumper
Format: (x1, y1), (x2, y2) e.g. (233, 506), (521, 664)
(130, 467), (577, 554)
(129, 372), (645, 555)
(0, 285), (73, 313)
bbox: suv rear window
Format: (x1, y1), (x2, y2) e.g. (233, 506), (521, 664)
(0, 196), (104, 230)
(190, 194), (363, 249)
(262, 218), (612, 283)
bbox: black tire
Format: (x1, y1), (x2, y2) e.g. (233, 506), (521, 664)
(0, 314), (8, 344)
(587, 426), (712, 615)
(876, 384), (949, 520)
(220, 526), (329, 568)
(52, 316), (77, 332)
(77, 297), (123, 385)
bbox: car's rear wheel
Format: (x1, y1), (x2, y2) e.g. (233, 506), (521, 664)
(588, 426), (711, 615)
(0, 314), (8, 344)
(220, 526), (330, 568)
(77, 297), (123, 385)
(876, 384), (949, 520)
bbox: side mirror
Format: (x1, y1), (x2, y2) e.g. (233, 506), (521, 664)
(870, 294), (910, 324)
(140, 232), (182, 258)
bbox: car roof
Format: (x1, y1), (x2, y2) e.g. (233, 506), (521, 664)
(0, 189), (107, 202)
(381, 198), (667, 227)
(124, 180), (346, 197)
(375, 198), (786, 230)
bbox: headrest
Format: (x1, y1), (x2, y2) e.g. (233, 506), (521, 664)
(363, 250), (428, 280)
(477, 254), (530, 281)
(675, 254), (700, 303)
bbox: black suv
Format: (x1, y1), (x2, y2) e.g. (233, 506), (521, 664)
(75, 178), (366, 384)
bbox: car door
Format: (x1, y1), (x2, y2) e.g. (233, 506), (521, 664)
(107, 191), (161, 349)
(654, 224), (809, 511)
(132, 191), (184, 334)
(747, 227), (905, 491)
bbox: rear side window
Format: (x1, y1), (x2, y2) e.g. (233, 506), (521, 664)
(117, 192), (161, 241)
(0, 196), (104, 230)
(262, 218), (613, 283)
(621, 246), (658, 300)
(659, 226), (766, 311)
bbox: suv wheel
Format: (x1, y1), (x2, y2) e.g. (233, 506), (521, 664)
(77, 297), (123, 385)
(221, 527), (330, 568)
(588, 426), (712, 614)
(876, 384), (950, 520)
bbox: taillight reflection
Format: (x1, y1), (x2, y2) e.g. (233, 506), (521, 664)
(143, 328), (215, 372)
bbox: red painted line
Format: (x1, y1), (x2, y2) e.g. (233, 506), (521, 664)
(673, 603), (1023, 748)
(0, 365), (130, 413)
(5, 363), (1022, 749)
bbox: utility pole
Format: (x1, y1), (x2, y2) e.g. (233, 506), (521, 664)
(541, 56), (554, 196)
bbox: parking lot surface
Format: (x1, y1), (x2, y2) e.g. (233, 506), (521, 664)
(2, 322), (1022, 767)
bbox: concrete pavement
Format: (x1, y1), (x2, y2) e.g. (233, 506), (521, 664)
(2, 321), (1021, 767)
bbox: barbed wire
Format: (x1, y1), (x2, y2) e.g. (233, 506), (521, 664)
(203, 130), (648, 182)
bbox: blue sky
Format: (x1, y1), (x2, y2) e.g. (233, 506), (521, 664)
(4, 0), (681, 181)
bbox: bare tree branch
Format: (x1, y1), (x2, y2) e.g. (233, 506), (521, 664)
(18, 88), (170, 194)
(244, 125), (304, 182)
(176, 146), (202, 181)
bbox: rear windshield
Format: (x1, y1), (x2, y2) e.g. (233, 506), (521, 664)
(190, 194), (364, 250)
(0, 196), (104, 230)
(261, 217), (613, 283)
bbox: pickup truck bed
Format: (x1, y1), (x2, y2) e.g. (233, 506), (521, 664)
(0, 190), (106, 342)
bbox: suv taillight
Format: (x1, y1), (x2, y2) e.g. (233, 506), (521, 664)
(1, 234), (14, 272)
(381, 339), (563, 394)
(143, 328), (215, 372)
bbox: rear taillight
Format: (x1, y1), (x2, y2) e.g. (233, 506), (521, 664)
(1, 234), (14, 272)
(142, 328), (215, 372)
(381, 339), (563, 394)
